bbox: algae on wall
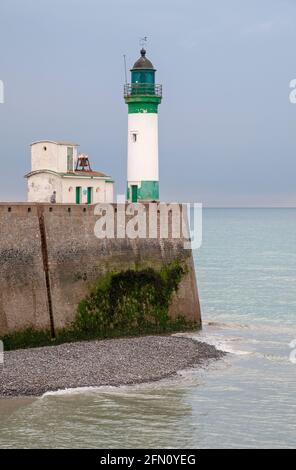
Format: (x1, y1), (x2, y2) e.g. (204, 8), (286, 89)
(1, 261), (197, 350)
(74, 260), (189, 335)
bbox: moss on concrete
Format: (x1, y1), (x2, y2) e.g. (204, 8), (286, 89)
(74, 260), (187, 334)
(1, 261), (197, 351)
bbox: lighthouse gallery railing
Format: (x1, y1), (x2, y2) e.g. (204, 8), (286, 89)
(124, 84), (162, 97)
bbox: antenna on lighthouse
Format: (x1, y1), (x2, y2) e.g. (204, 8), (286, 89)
(123, 54), (128, 84)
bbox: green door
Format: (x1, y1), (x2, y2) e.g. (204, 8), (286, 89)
(87, 187), (92, 204)
(76, 186), (81, 204)
(131, 185), (138, 203)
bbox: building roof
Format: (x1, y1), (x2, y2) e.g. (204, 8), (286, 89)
(131, 48), (155, 71)
(24, 169), (113, 181)
(30, 140), (79, 147)
(63, 170), (108, 178)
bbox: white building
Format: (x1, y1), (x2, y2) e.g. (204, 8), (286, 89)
(25, 140), (114, 204)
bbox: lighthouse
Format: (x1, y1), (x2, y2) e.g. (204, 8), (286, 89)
(124, 48), (162, 202)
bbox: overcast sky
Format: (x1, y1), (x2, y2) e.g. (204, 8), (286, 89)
(1, 0), (296, 206)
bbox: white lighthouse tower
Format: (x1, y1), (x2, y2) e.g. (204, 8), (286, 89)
(124, 48), (162, 202)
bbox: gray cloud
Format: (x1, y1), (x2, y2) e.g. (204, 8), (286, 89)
(0, 0), (296, 206)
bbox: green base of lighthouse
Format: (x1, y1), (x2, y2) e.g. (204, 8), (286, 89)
(127, 181), (159, 202)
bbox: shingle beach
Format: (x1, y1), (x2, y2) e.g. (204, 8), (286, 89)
(0, 335), (225, 397)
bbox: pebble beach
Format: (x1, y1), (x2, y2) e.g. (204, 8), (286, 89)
(0, 335), (225, 397)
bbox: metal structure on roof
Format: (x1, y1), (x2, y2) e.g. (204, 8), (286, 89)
(75, 154), (92, 172)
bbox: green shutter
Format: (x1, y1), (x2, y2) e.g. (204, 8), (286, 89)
(87, 187), (92, 204)
(131, 185), (138, 203)
(76, 186), (81, 204)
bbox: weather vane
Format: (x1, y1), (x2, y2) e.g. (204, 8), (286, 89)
(140, 36), (148, 48)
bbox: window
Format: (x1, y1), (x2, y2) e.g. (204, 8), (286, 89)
(132, 133), (137, 143)
(67, 147), (74, 172)
(131, 70), (155, 85)
(43, 146), (47, 151)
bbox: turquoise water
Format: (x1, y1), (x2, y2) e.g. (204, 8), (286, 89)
(0, 209), (295, 448)
(197, 208), (296, 326)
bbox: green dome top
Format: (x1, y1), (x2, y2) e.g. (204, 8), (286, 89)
(131, 48), (155, 71)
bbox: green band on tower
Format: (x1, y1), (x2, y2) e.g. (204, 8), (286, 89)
(125, 95), (161, 114)
(127, 102), (158, 113)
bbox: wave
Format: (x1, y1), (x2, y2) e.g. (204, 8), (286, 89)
(205, 320), (249, 330)
(203, 318), (296, 336)
(41, 385), (118, 397)
(173, 332), (251, 356)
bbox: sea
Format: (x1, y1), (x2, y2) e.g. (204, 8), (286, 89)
(0, 208), (295, 449)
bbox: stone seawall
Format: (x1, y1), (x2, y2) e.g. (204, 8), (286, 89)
(0, 203), (201, 336)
